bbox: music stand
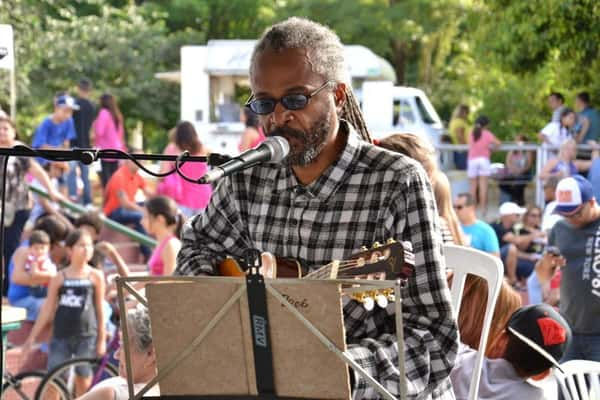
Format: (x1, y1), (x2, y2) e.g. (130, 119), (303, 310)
(116, 276), (407, 400)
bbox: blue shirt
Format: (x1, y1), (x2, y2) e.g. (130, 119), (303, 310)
(580, 106), (600, 142)
(32, 116), (76, 164)
(461, 220), (500, 254)
(7, 240), (30, 303)
(588, 158), (600, 202)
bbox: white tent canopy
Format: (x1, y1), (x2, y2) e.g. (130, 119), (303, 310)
(156, 39), (396, 83)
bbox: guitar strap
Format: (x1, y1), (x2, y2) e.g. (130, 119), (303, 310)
(244, 248), (276, 399)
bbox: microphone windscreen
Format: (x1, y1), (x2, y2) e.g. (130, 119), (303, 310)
(263, 136), (290, 162)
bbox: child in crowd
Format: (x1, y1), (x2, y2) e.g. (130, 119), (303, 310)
(23, 230), (56, 298)
(23, 229), (106, 397)
(9, 216), (69, 322)
(74, 212), (129, 335)
(73, 212), (129, 277)
(142, 196), (182, 276)
(451, 303), (571, 399)
(467, 115), (501, 214)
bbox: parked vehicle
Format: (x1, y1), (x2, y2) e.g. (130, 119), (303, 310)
(157, 40), (444, 154)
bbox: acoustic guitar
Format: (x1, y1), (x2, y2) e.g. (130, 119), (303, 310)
(218, 239), (415, 282)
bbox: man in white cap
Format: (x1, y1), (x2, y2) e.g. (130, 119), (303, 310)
(491, 202), (545, 288)
(541, 174), (600, 362)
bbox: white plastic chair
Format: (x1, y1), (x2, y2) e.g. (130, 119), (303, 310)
(555, 360), (600, 400)
(444, 244), (504, 400)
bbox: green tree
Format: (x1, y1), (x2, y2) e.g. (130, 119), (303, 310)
(278, 0), (465, 86)
(1, 0), (195, 150)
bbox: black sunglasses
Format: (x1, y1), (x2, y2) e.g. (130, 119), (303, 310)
(245, 80), (335, 115)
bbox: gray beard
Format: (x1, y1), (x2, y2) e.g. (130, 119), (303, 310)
(283, 116), (332, 167)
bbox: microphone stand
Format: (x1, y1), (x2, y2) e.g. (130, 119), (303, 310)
(1, 146), (231, 166)
(0, 145), (230, 301)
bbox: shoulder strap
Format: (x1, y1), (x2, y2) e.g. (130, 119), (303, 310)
(244, 249), (275, 398)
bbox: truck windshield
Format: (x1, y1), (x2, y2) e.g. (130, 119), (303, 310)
(393, 99), (415, 126)
(415, 96), (442, 125)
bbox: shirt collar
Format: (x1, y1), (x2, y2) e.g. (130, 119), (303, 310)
(273, 120), (364, 201)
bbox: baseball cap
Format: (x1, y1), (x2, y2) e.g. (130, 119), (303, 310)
(499, 202), (526, 216)
(554, 175), (593, 215)
(55, 94), (80, 110)
(507, 304), (571, 373)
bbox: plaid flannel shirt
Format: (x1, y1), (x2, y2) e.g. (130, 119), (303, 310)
(175, 122), (458, 399)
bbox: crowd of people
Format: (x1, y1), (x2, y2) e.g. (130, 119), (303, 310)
(1, 16), (599, 400)
(447, 91), (600, 216)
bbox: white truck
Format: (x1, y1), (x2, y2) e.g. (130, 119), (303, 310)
(160, 40), (444, 155)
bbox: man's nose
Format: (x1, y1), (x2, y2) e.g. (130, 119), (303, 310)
(269, 101), (293, 127)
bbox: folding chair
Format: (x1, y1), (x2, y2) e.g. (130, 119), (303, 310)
(555, 359), (600, 400)
(444, 244), (504, 400)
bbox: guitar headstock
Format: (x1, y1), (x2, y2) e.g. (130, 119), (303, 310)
(337, 239), (415, 281)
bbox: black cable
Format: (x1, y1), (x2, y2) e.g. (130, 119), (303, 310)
(96, 149), (177, 178)
(174, 151), (208, 184)
(1, 155), (9, 297)
(9, 144), (222, 181)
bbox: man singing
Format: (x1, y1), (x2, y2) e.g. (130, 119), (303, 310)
(175, 17), (457, 399)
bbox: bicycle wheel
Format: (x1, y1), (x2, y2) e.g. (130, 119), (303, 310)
(1, 371), (67, 400)
(35, 358), (118, 400)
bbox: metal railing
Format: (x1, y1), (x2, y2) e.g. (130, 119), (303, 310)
(435, 143), (595, 208)
(28, 185), (157, 248)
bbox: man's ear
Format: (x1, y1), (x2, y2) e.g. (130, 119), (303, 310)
(146, 345), (157, 367)
(334, 82), (347, 112)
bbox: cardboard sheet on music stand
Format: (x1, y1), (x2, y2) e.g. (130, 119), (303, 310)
(146, 279), (350, 399)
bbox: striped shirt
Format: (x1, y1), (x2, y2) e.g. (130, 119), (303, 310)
(175, 121), (458, 399)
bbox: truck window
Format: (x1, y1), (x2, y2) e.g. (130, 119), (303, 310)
(415, 96), (439, 125)
(393, 99), (415, 127)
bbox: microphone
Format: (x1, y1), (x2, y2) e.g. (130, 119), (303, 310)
(198, 136), (289, 184)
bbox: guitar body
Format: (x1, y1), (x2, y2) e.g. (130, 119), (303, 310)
(218, 255), (302, 278)
(219, 257), (247, 277)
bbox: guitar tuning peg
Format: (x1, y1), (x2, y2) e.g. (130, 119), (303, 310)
(372, 241), (381, 249)
(382, 288), (396, 303)
(351, 292), (375, 311)
(375, 291), (388, 308)
(362, 296), (375, 311)
(386, 238), (396, 244)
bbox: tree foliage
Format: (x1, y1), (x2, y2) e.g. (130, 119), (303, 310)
(1, 0), (599, 150)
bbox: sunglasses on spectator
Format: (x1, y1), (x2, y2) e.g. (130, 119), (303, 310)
(245, 80), (336, 115)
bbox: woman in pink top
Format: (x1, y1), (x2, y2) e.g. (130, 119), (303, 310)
(93, 93), (126, 187)
(238, 107), (266, 151)
(174, 121), (213, 217)
(467, 115), (501, 213)
(142, 196), (182, 276)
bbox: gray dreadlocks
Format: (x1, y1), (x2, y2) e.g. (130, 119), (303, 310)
(250, 17), (372, 143)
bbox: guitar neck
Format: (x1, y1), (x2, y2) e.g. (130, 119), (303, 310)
(304, 261), (338, 280)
